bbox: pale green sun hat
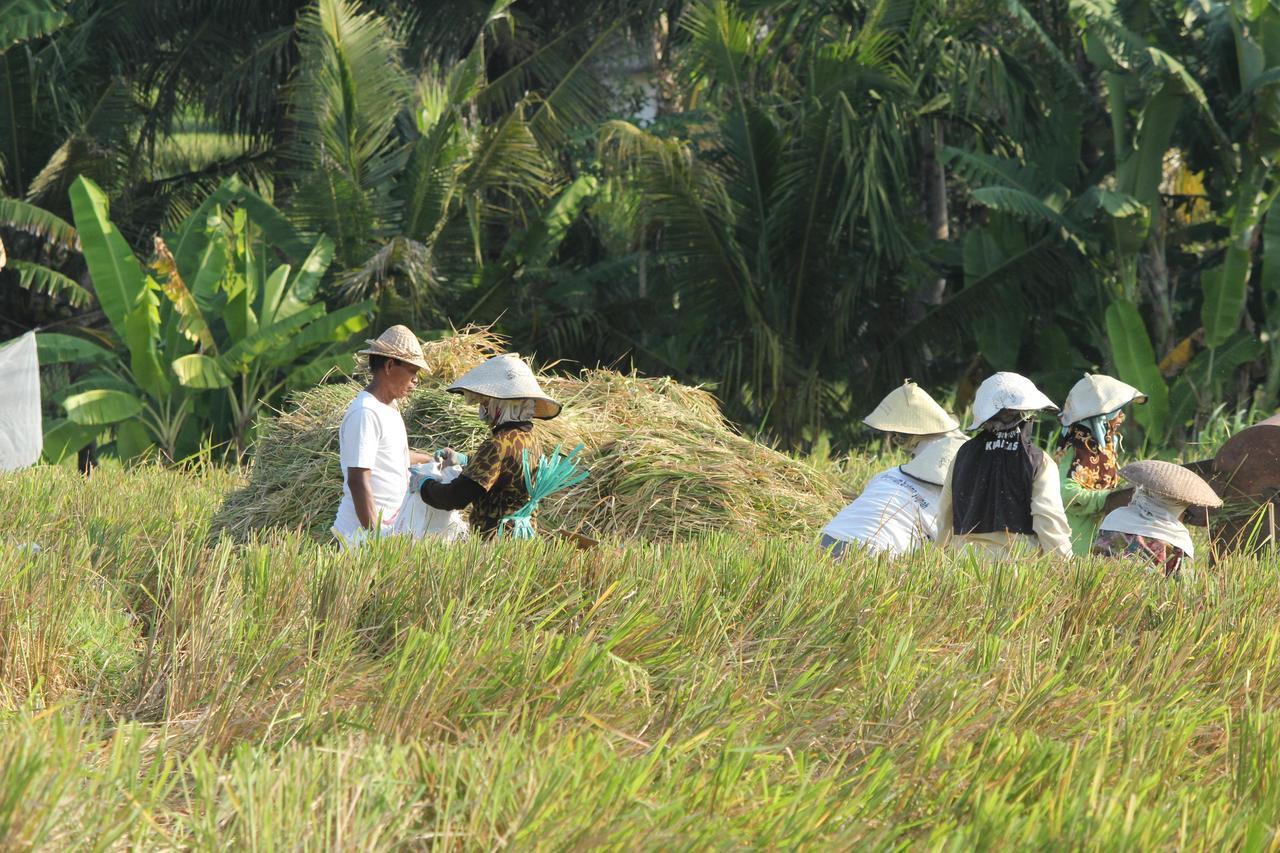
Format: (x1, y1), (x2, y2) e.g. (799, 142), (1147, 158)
(864, 380), (960, 435)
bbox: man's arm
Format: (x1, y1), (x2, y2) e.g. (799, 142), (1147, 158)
(409, 449), (431, 465)
(348, 467), (377, 529)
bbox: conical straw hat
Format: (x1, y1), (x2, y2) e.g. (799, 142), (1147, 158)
(968, 372), (1057, 430)
(1120, 460), (1222, 508)
(447, 353), (562, 419)
(1059, 374), (1145, 426)
(900, 432), (967, 486)
(864, 380), (959, 435)
(357, 325), (430, 372)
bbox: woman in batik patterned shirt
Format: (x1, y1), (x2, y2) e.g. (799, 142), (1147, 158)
(418, 353), (561, 538)
(1054, 375), (1146, 555)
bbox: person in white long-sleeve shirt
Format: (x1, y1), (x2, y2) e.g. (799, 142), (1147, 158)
(934, 372), (1073, 559)
(820, 381), (966, 558)
(821, 432), (966, 556)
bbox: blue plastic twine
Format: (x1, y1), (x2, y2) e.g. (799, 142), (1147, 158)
(497, 443), (589, 539)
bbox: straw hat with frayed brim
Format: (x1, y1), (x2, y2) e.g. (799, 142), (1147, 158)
(1059, 374), (1146, 426)
(1120, 460), (1223, 508)
(447, 353), (562, 419)
(357, 325), (430, 372)
(900, 432), (967, 486)
(864, 380), (960, 435)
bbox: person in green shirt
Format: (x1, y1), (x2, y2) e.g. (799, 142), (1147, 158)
(1053, 374), (1146, 555)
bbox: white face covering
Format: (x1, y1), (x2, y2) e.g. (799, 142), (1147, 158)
(465, 391), (537, 426)
(1099, 486), (1196, 558)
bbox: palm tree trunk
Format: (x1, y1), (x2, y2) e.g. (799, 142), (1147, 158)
(1141, 223), (1175, 356)
(650, 12), (679, 116)
(910, 120), (948, 323)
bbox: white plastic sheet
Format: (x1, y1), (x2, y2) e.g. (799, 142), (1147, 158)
(391, 460), (469, 541)
(334, 460), (469, 549)
(0, 333), (42, 471)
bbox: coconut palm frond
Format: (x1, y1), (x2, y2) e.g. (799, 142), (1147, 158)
(9, 258), (91, 307)
(599, 120), (748, 309)
(459, 108), (555, 215)
(480, 19), (619, 151)
(0, 0), (69, 49)
(869, 236), (1085, 388)
(335, 235), (436, 307)
(0, 197), (78, 251)
(286, 0), (413, 264)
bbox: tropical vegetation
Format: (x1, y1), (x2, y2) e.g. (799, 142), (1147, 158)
(4, 0), (1280, 455)
(36, 175), (368, 463)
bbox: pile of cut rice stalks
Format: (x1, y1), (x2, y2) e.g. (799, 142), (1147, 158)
(213, 329), (846, 542)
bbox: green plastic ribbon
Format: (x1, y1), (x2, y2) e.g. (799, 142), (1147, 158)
(497, 443), (589, 540)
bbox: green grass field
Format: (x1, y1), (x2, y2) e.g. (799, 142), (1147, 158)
(3, 462), (1280, 848)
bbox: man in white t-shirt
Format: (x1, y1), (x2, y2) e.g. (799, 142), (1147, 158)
(332, 325), (433, 547)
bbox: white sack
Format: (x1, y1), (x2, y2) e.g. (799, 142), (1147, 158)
(0, 333), (42, 471)
(392, 461), (469, 541)
(333, 461), (470, 550)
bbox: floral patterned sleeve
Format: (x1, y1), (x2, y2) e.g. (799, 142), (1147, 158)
(460, 437), (503, 491)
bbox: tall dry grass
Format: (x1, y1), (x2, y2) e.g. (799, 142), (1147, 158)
(2, 462), (1280, 847)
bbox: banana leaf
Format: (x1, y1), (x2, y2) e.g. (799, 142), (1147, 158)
(69, 176), (148, 340)
(172, 353), (232, 389)
(1202, 247), (1251, 348)
(168, 175), (241, 280)
(284, 349), (358, 389)
(1167, 333), (1263, 428)
(41, 418), (99, 464)
(218, 304), (325, 375)
(266, 301), (371, 369)
(115, 420), (154, 463)
(1105, 299), (1168, 438)
(63, 388), (144, 426)
(35, 332), (113, 365)
(123, 288), (170, 400)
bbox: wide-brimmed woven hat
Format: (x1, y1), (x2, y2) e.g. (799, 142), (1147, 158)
(1059, 374), (1146, 426)
(900, 432), (967, 486)
(864, 380), (960, 435)
(447, 353), (561, 419)
(357, 325), (430, 372)
(967, 372), (1057, 430)
(1120, 460), (1222, 508)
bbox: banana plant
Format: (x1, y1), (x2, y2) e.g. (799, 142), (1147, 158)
(38, 175), (371, 463)
(948, 0), (1280, 441)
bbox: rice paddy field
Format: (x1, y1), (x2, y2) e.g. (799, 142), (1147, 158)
(3, 459), (1280, 848)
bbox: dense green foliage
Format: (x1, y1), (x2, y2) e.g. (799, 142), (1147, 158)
(4, 0), (1280, 452)
(34, 176), (369, 462)
(4, 463), (1280, 845)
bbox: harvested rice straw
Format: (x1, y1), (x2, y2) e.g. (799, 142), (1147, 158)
(418, 327), (506, 382)
(213, 334), (847, 542)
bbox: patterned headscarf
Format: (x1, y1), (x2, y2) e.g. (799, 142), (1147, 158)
(1056, 410), (1123, 491)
